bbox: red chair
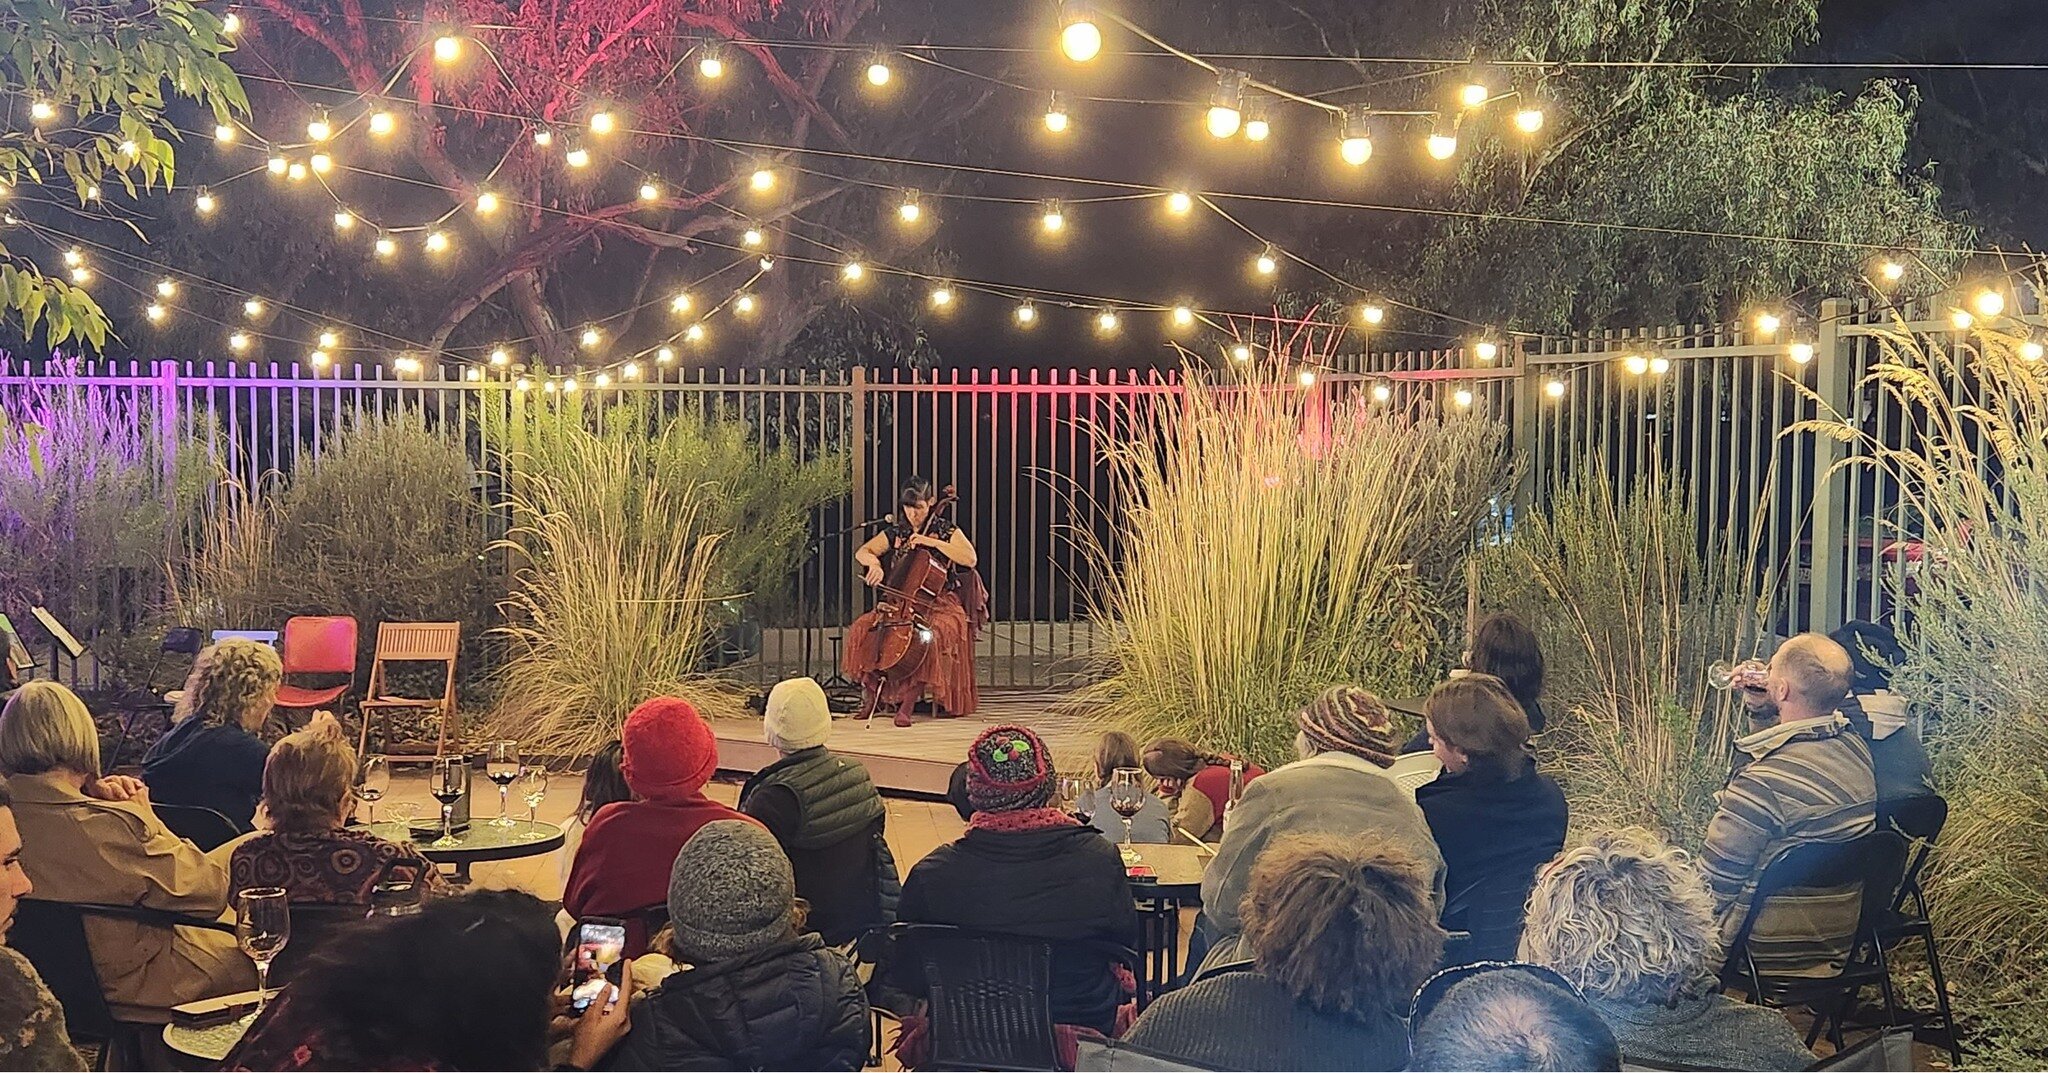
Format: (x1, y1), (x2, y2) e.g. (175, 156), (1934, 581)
(273, 615), (358, 716)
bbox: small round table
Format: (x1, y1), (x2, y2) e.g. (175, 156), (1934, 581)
(367, 819), (565, 883)
(1122, 841), (1210, 1008)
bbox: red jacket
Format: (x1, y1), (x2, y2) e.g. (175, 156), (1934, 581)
(561, 794), (759, 956)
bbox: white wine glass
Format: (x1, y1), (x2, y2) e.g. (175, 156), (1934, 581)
(236, 887), (290, 1018)
(357, 754), (389, 825)
(429, 755), (470, 848)
(485, 740), (522, 827)
(387, 800), (421, 836)
(518, 766), (549, 833)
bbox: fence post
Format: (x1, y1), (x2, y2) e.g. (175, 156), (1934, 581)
(1806, 298), (1852, 632)
(848, 366), (869, 619)
(1512, 340), (1540, 521)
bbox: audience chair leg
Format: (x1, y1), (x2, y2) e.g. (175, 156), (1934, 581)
(1921, 922), (1962, 1065)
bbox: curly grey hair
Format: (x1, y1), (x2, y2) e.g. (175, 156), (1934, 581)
(174, 638), (283, 732)
(1517, 826), (1720, 1005)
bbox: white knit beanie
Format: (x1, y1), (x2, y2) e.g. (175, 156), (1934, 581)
(764, 677), (832, 752)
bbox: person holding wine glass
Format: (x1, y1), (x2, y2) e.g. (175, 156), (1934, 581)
(229, 723), (439, 906)
(429, 755), (471, 848)
(486, 740), (522, 827)
(1073, 731), (1168, 844)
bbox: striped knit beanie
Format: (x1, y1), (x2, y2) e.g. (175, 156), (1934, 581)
(966, 724), (1055, 812)
(1297, 686), (1399, 768)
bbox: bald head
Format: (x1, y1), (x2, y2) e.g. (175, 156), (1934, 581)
(1766, 633), (1853, 723)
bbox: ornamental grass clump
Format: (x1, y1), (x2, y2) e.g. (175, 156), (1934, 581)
(1076, 353), (1509, 767)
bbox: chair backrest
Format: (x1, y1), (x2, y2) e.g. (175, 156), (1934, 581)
(161, 626), (204, 656)
(280, 616), (358, 676)
(1881, 793), (1947, 844)
(1729, 829), (1909, 959)
(211, 629), (280, 647)
(154, 802), (246, 850)
(1384, 751), (1443, 794)
(888, 923), (1058, 1072)
(267, 903), (370, 988)
(10, 900), (119, 1040)
(372, 622), (460, 663)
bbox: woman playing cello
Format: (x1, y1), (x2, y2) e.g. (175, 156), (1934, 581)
(845, 479), (986, 727)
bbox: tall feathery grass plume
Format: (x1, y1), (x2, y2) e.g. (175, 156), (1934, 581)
(1073, 320), (1511, 767)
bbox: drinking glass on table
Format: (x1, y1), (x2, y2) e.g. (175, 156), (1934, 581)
(357, 754), (389, 825)
(1109, 767), (1146, 850)
(388, 800), (421, 836)
(485, 740), (522, 827)
(518, 766), (549, 833)
(235, 887), (290, 1018)
(429, 755), (470, 848)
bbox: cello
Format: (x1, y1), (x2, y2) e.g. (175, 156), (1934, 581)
(855, 484), (959, 723)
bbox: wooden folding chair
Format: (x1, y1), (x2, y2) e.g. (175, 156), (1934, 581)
(356, 622), (460, 760)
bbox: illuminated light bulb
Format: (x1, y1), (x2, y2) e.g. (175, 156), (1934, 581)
(757, 256), (775, 271)
(214, 123), (237, 143)
(267, 155), (288, 175)
(639, 181), (660, 202)
(542, 380), (558, 394)
(698, 45), (727, 80)
(1044, 92), (1069, 133)
(1474, 339), (1499, 362)
(1425, 132), (1458, 160)
(118, 139), (140, 158)
(84, 184), (100, 201)
(594, 372), (611, 388)
(1453, 387), (1474, 407)
(657, 345), (677, 362)
(432, 35), (462, 63)
(930, 285), (954, 308)
(229, 331), (250, 352)
(68, 267), (90, 284)
(1544, 378), (1566, 399)
(1171, 305), (1195, 327)
(1649, 356), (1671, 375)
(243, 298), (265, 317)
(1754, 312), (1781, 336)
(1096, 309), (1120, 334)
(749, 168), (776, 192)
(374, 235), (397, 258)
(222, 11), (241, 34)
(368, 111), (396, 136)
(464, 367), (482, 381)
(741, 227), (764, 248)
(671, 292), (693, 314)
(307, 115), (332, 142)
(1206, 70), (1244, 139)
(194, 187), (217, 214)
(1789, 342), (1815, 365)
(1059, 3), (1102, 62)
(489, 347), (510, 366)
(287, 161), (308, 181)
(1459, 82), (1490, 108)
(2022, 340), (2044, 362)
(29, 101), (53, 123)
(310, 350), (331, 368)
(1974, 289), (2006, 317)
(1622, 354), (1649, 375)
(1513, 106), (1545, 134)
(1242, 94), (1270, 141)
(1338, 105), (1374, 166)
(532, 128), (553, 147)
(1298, 368), (1318, 388)
(393, 355), (420, 375)
(866, 57), (892, 86)
(897, 191), (922, 223)
(622, 362), (640, 379)
(309, 153), (333, 174)
(563, 378), (580, 393)
(1371, 382), (1392, 402)
(1230, 344), (1252, 362)
(580, 327), (601, 348)
(841, 260), (865, 282)
(424, 230), (450, 253)
(1950, 309), (1974, 330)
(333, 210), (355, 231)
(515, 377), (532, 391)
(1254, 245), (1279, 276)
(156, 279), (177, 297)
(1878, 260), (1904, 282)
(1206, 103), (1241, 139)
(588, 111), (616, 135)
(145, 303), (166, 322)
(318, 331), (340, 348)
(1359, 303), (1385, 325)
(62, 247), (83, 267)
(1015, 302), (1038, 326)
(476, 191), (500, 214)
(1166, 190), (1193, 215)
(684, 323), (706, 342)
(734, 293), (757, 315)
(1040, 198), (1065, 233)
(565, 148), (591, 169)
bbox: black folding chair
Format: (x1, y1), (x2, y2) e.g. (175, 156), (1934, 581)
(1873, 793), (1960, 1064)
(10, 899), (234, 1071)
(266, 903), (371, 989)
(1724, 830), (1910, 1052)
(152, 802), (245, 850)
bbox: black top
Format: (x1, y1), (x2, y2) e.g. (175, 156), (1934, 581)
(142, 716), (267, 829)
(598, 935), (870, 1072)
(1414, 756), (1568, 960)
(883, 516), (961, 591)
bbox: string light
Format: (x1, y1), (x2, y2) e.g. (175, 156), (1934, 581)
(286, 161), (307, 181)
(214, 123), (237, 143)
(393, 355), (422, 375)
(671, 292), (693, 314)
(1096, 308), (1120, 334)
(194, 187), (217, 214)
(29, 101), (53, 124)
(1425, 114), (1459, 160)
(476, 191), (500, 214)
(155, 279), (177, 297)
(1338, 105), (1374, 167)
(741, 227), (765, 248)
(588, 110), (617, 135)
(1015, 301), (1038, 326)
(1473, 339), (1499, 362)
(1372, 382), (1393, 402)
(1165, 190), (1193, 215)
(2023, 340), (2044, 362)
(62, 248), (83, 268)
(310, 349), (332, 368)
(930, 284), (955, 307)
(84, 184), (101, 201)
(1789, 342), (1815, 364)
(1242, 94), (1271, 141)
(424, 230), (450, 253)
(267, 155), (287, 175)
(1512, 100), (1545, 134)
(145, 303), (166, 322)
(118, 140), (140, 158)
(565, 147), (591, 168)
(563, 378), (580, 394)
(639, 180), (661, 202)
(749, 167), (777, 192)
(1453, 386), (1474, 407)
(1459, 81), (1491, 109)
(757, 255), (775, 271)
(1171, 304), (1195, 327)
(532, 128), (554, 148)
(333, 210), (356, 231)
(698, 44), (728, 80)
(229, 331), (250, 352)
(307, 114), (333, 142)
(1950, 309), (1974, 330)
(516, 377), (532, 391)
(622, 362), (641, 379)
(1544, 378), (1566, 399)
(1622, 354), (1650, 375)
(594, 372), (611, 388)
(1206, 70), (1245, 139)
(309, 153), (333, 175)
(1754, 312), (1782, 336)
(432, 35), (462, 63)
(657, 345), (677, 362)
(1059, 2), (1103, 62)
(464, 367), (483, 382)
(580, 326), (601, 348)
(1044, 92), (1069, 133)
(368, 110), (396, 136)
(1974, 288), (2006, 317)
(734, 293), (758, 315)
(685, 323), (706, 342)
(489, 347), (510, 365)
(221, 11), (241, 34)
(243, 298), (265, 317)
(1231, 343), (1252, 362)
(1298, 368), (1318, 387)
(68, 266), (90, 284)
(318, 330), (340, 348)
(1358, 303), (1385, 325)
(865, 54), (893, 86)
(1040, 198), (1066, 233)
(841, 259), (866, 282)
(897, 190), (923, 223)
(1649, 356), (1671, 374)
(374, 235), (398, 258)
(542, 379), (558, 394)
(1254, 244), (1279, 276)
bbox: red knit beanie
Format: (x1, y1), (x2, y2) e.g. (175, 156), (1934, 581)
(621, 696), (717, 802)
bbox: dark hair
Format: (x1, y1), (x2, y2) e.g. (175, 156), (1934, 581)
(578, 741), (632, 823)
(1829, 620), (1903, 694)
(1094, 730), (1141, 785)
(898, 477), (935, 508)
(1140, 737), (1223, 781)
(1240, 833), (1445, 1020)
(1410, 969), (1621, 1071)
(1425, 674), (1532, 779)
(287, 889), (560, 1070)
(0, 781), (11, 808)
(1469, 613), (1545, 721)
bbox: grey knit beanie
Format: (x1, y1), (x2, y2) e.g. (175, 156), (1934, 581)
(667, 820), (796, 963)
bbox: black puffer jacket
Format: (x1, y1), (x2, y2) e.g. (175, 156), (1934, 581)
(597, 935), (870, 1072)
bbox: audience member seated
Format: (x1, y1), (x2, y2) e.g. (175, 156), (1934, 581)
(1124, 832), (1443, 1071)
(225, 888), (631, 1072)
(597, 820), (870, 1070)
(0, 780), (88, 1071)
(563, 697), (757, 957)
(561, 741), (631, 883)
(738, 677), (900, 948)
(143, 638), (285, 829)
(1139, 737), (1263, 843)
(898, 725), (1139, 1037)
(1829, 620), (1936, 808)
(944, 760), (975, 821)
(1200, 687), (1442, 966)
(1705, 632), (1877, 978)
(1521, 827), (1814, 1070)
(1415, 674), (1568, 961)
(0, 681), (254, 1012)
(1077, 731), (1169, 844)
(227, 722), (440, 905)
(1403, 612), (1550, 753)
(1409, 963), (1622, 1071)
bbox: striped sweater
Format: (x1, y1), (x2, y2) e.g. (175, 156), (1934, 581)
(1701, 714), (1876, 978)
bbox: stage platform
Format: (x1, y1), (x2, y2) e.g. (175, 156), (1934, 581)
(711, 689), (1100, 796)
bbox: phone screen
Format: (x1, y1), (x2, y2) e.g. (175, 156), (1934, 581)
(568, 919), (626, 1013)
